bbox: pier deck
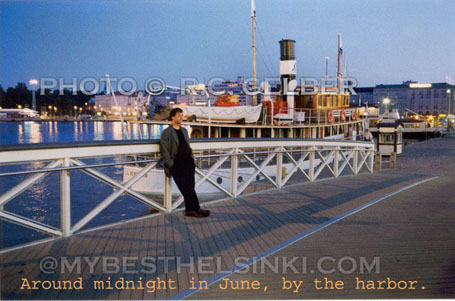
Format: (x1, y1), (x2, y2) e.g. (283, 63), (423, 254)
(1, 138), (455, 299)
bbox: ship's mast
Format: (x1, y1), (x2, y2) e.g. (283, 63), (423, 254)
(251, 0), (257, 105)
(337, 33), (342, 91)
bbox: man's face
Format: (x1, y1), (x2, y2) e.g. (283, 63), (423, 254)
(172, 111), (183, 124)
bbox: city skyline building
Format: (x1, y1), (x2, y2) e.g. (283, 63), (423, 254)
(351, 81), (455, 116)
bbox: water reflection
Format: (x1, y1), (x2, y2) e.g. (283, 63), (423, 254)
(94, 121), (104, 140)
(53, 121), (58, 137)
(73, 121), (79, 141)
(0, 121), (165, 145)
(23, 122), (43, 143)
(17, 123), (24, 144)
(112, 122), (123, 140)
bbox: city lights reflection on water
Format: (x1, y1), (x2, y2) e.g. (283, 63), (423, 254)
(0, 121), (171, 144)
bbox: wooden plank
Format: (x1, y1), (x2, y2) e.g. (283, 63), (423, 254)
(144, 213), (165, 299)
(1, 238), (67, 299)
(115, 217), (147, 300)
(161, 214), (179, 299)
(51, 228), (115, 300)
(66, 227), (116, 300)
(86, 221), (128, 300)
(215, 200), (262, 259)
(221, 200), (272, 255)
(129, 213), (161, 300)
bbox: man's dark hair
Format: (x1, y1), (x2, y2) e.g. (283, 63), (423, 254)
(169, 107), (183, 119)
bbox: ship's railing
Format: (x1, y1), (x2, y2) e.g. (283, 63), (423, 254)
(272, 107), (358, 125)
(0, 138), (374, 249)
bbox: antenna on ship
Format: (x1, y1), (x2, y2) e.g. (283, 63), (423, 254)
(325, 56), (329, 78)
(251, 0), (257, 105)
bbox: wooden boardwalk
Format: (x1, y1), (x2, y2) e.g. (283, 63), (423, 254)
(1, 137), (455, 299)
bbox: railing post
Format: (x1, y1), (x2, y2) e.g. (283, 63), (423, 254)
(60, 158), (71, 237)
(333, 146), (339, 177)
(231, 148), (238, 197)
(309, 147), (315, 182)
(390, 152), (396, 169)
(374, 152), (382, 171)
(276, 147), (283, 188)
(353, 147), (359, 174)
(164, 175), (172, 212)
(369, 148), (374, 173)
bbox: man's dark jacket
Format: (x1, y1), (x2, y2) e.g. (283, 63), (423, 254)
(160, 126), (194, 178)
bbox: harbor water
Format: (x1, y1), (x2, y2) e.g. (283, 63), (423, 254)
(0, 121), (168, 249)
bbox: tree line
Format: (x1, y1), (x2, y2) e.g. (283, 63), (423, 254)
(0, 83), (95, 115)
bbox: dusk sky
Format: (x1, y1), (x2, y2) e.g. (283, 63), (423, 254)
(1, 0), (454, 90)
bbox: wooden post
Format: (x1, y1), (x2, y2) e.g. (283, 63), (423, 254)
(374, 152), (382, 171)
(390, 152), (396, 169)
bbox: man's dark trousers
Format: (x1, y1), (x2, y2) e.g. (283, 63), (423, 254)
(170, 158), (200, 212)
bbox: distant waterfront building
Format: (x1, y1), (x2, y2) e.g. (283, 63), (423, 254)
(94, 91), (147, 116)
(350, 87), (374, 107)
(353, 81), (455, 116)
(0, 108), (38, 118)
(150, 88), (180, 105)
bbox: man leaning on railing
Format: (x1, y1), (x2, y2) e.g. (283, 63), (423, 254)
(159, 108), (211, 218)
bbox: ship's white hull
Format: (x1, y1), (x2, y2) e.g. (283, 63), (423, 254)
(177, 104), (263, 123)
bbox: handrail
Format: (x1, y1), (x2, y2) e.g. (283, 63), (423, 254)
(0, 146), (373, 177)
(0, 138), (373, 164)
(0, 137), (371, 151)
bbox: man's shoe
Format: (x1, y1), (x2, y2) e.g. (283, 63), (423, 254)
(185, 210), (205, 218)
(197, 209), (210, 217)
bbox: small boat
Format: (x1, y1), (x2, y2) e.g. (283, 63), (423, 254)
(367, 108), (445, 140)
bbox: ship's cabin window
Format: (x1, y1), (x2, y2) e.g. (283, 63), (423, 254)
(345, 95), (350, 106)
(328, 95), (333, 107)
(379, 134), (395, 144)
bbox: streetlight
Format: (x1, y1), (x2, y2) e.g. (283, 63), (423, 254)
(73, 105), (78, 118)
(447, 89), (452, 133)
(383, 97), (391, 112)
(18, 104), (22, 109)
(29, 79), (38, 111)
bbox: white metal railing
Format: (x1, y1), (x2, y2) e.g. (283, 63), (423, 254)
(0, 139), (374, 244)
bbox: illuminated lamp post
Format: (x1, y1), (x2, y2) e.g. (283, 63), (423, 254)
(383, 97), (391, 112)
(29, 79), (38, 112)
(447, 89), (452, 133)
